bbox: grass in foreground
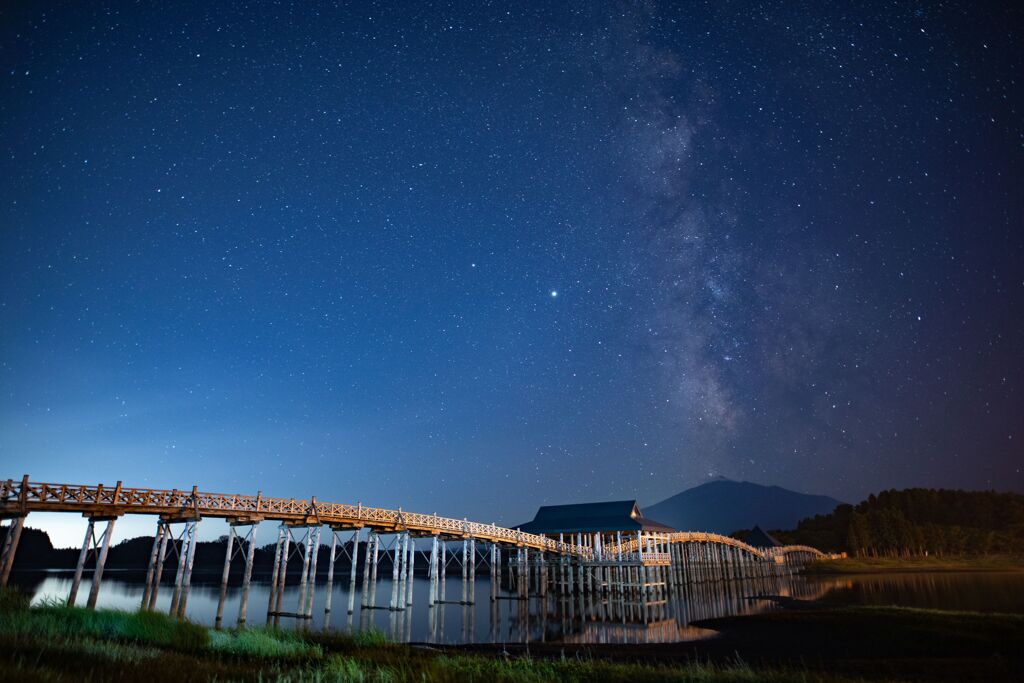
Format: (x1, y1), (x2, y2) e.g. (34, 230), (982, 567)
(1, 588), (1021, 682)
(804, 555), (1024, 575)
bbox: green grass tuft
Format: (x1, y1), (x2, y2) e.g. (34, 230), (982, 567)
(0, 586), (30, 613)
(209, 626), (322, 658)
(0, 601), (208, 651)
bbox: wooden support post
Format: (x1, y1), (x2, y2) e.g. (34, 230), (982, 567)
(174, 520), (198, 617)
(215, 526), (236, 626)
(0, 515), (27, 588)
(149, 521), (172, 610)
(390, 534), (403, 610)
(406, 535), (415, 607)
(296, 527), (315, 615)
(514, 547), (522, 599)
(490, 543), (498, 602)
(538, 551), (546, 600)
(566, 548), (574, 596)
(428, 535), (439, 605)
(68, 519), (95, 606)
(369, 532), (379, 607)
(238, 523), (258, 624)
(397, 532), (409, 608)
(522, 547), (530, 599)
(615, 530), (623, 596)
(467, 537), (475, 605)
(439, 541), (447, 603)
(361, 531), (375, 608)
(273, 526), (291, 616)
(575, 535), (584, 595)
(267, 525), (287, 616)
(86, 518), (117, 609)
(347, 529), (360, 614)
(324, 529), (338, 616)
(304, 526), (321, 617)
(141, 521), (165, 609)
(460, 538), (468, 605)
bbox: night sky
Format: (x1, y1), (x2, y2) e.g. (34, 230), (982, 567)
(2, 2), (1022, 545)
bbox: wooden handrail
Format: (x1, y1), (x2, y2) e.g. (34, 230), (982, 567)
(0, 478), (826, 560)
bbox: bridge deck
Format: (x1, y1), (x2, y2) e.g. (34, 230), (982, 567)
(0, 477), (826, 560)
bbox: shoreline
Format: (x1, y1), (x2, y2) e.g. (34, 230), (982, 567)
(801, 555), (1024, 575)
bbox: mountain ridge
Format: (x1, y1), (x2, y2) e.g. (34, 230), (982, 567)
(643, 479), (845, 535)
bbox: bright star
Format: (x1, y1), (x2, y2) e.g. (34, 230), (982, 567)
(550, 290), (558, 298)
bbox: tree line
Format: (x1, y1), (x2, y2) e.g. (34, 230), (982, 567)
(751, 488), (1024, 557)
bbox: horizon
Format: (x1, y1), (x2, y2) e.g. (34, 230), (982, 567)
(13, 476), (1016, 551)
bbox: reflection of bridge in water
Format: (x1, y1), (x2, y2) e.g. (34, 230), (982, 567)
(462, 573), (833, 645)
(0, 476), (833, 639)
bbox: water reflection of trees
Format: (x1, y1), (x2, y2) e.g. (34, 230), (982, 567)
(810, 572), (1024, 613)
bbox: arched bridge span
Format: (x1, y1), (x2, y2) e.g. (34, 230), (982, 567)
(0, 476), (833, 624)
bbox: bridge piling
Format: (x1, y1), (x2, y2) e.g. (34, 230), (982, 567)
(267, 525), (287, 617)
(389, 533), (403, 610)
(460, 538), (468, 605)
(0, 514), (27, 588)
(427, 535), (438, 606)
(397, 534), (407, 609)
(68, 518), (94, 606)
(272, 525), (292, 620)
(148, 520), (172, 610)
(439, 540), (446, 603)
(141, 520), (166, 609)
(467, 537), (476, 605)
(171, 519), (198, 618)
(323, 529), (338, 619)
(369, 532), (380, 608)
(212, 521), (260, 625)
(346, 529), (361, 614)
(405, 536), (415, 607)
(295, 527), (314, 615)
(489, 543), (498, 602)
(215, 525), (237, 626)
(360, 531), (374, 608)
(238, 523), (258, 624)
(86, 518), (117, 609)
(83, 517), (117, 610)
(304, 526), (322, 618)
(523, 547), (531, 600)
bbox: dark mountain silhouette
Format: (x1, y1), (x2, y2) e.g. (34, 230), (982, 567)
(0, 526), (370, 576)
(644, 479), (844, 535)
(0, 527), (460, 577)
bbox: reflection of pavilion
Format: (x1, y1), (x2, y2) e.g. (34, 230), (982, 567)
(560, 618), (717, 645)
(495, 572), (837, 645)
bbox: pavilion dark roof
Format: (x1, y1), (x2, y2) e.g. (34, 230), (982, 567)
(517, 500), (676, 535)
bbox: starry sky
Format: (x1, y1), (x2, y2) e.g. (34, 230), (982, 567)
(2, 2), (1022, 545)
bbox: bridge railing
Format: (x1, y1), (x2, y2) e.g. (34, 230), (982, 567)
(608, 531), (824, 562)
(1, 478), (823, 562)
(0, 478), (594, 558)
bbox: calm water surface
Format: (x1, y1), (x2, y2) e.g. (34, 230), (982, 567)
(806, 571), (1024, 613)
(12, 570), (1022, 644)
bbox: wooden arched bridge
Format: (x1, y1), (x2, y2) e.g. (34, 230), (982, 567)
(0, 476), (832, 626)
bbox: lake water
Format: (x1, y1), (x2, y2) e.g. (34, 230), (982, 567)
(805, 571), (1024, 613)
(12, 570), (1023, 644)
